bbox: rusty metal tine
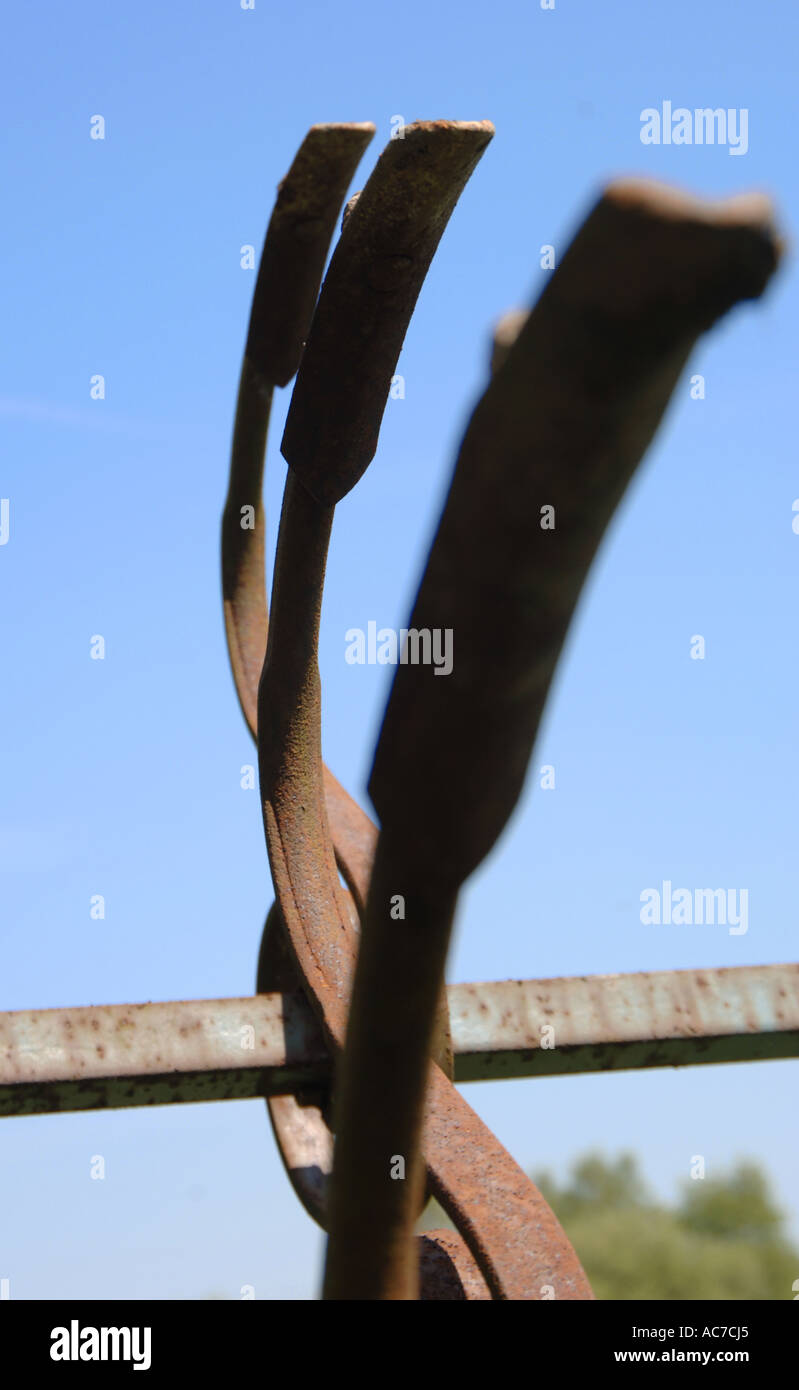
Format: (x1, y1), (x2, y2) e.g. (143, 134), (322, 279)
(323, 846), (593, 1299)
(220, 123), (378, 910)
(222, 123), (378, 1229)
(369, 184), (781, 891)
(245, 123), (376, 393)
(223, 362), (273, 736)
(258, 126), (567, 1292)
(325, 181), (781, 1300)
(223, 123), (374, 738)
(258, 471), (352, 1037)
(423, 1069), (591, 1299)
(267, 122), (492, 912)
(281, 120), (494, 506)
(258, 122), (497, 1024)
(262, 121), (582, 1301)
(256, 899), (338, 1228)
(257, 474), (587, 1297)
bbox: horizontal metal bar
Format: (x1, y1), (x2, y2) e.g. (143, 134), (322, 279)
(0, 994), (330, 1118)
(448, 962), (799, 1080)
(0, 962), (796, 1118)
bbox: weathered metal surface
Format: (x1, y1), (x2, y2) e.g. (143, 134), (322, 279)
(259, 480), (585, 1297)
(253, 122), (591, 1300)
(449, 963), (799, 1080)
(281, 120), (495, 506)
(2, 963), (796, 1118)
(256, 899), (338, 1228)
(422, 1066), (591, 1300)
(245, 123), (376, 391)
(221, 122), (380, 917)
(223, 123), (374, 739)
(0, 994), (328, 1117)
(418, 1231), (491, 1301)
(221, 124), (387, 1226)
(368, 182), (780, 892)
(328, 178), (780, 1299)
(259, 454), (541, 1297)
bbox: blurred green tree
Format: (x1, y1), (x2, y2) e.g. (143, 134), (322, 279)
(419, 1152), (798, 1299)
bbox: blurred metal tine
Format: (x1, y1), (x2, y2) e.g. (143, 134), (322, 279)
(325, 179), (781, 1299)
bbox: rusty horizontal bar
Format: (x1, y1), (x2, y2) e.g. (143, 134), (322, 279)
(448, 962), (799, 1081)
(0, 993), (330, 1118)
(0, 963), (795, 1118)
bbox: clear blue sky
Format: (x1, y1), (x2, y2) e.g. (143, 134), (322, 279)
(2, 0), (797, 1298)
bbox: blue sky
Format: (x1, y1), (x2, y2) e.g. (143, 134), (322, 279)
(1, 0), (797, 1298)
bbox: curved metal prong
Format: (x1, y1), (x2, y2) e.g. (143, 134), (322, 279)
(324, 179), (780, 1299)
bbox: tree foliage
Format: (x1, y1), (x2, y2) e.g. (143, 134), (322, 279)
(533, 1152), (797, 1300)
(419, 1151), (798, 1298)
